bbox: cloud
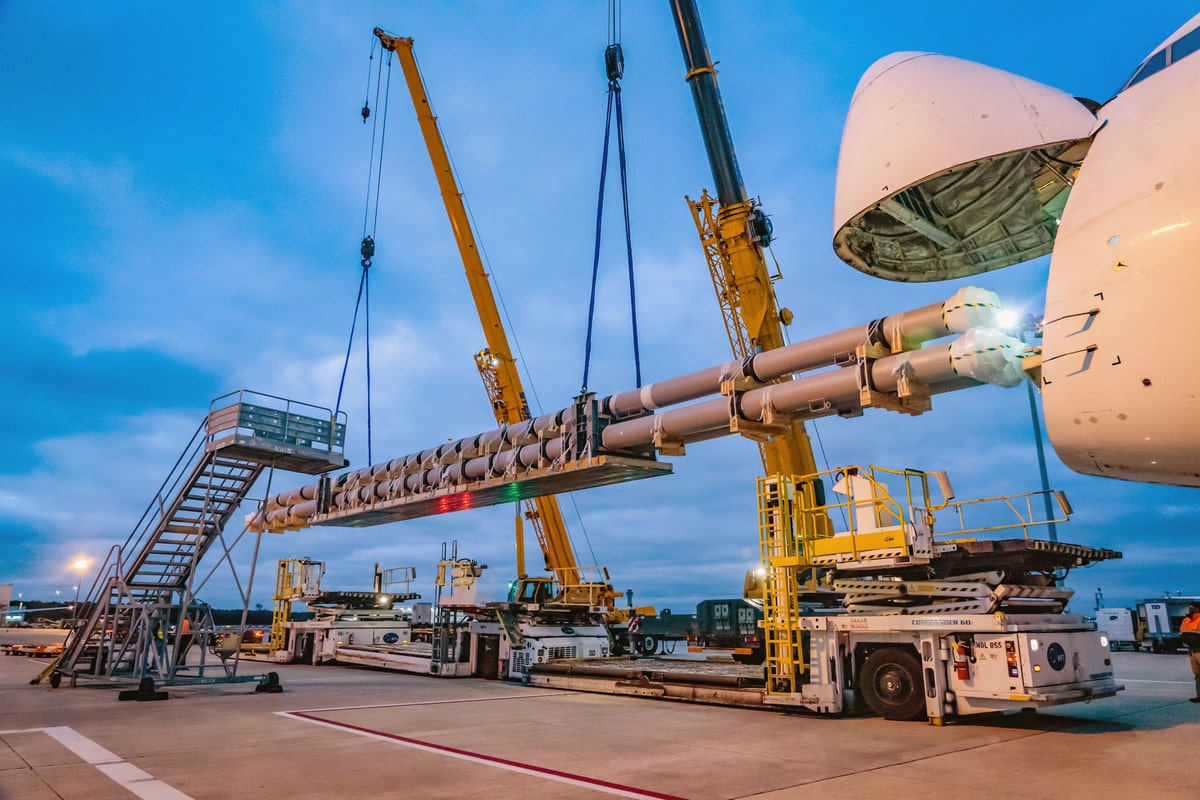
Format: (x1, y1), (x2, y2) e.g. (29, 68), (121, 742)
(0, 339), (220, 472)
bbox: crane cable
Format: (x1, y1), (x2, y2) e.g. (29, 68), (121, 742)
(335, 34), (395, 465)
(581, 10), (642, 392)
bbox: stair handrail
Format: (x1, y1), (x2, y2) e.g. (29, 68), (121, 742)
(118, 419), (208, 562)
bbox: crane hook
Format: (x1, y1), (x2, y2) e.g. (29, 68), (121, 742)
(360, 235), (375, 268)
(361, 103), (371, 123)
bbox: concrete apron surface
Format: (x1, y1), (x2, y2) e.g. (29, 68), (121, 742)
(0, 647), (1198, 800)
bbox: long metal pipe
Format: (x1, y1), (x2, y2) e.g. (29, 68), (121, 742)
(257, 293), (1025, 529)
(275, 286), (993, 514)
(604, 286), (1000, 418)
(600, 335), (1000, 450)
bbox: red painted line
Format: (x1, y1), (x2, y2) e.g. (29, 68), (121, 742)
(284, 691), (567, 714)
(284, 711), (690, 800)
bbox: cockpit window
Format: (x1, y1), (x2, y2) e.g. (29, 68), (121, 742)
(1172, 25), (1200, 63)
(1126, 48), (1167, 89)
(1120, 22), (1200, 94)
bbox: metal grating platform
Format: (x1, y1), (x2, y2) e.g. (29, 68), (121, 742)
(205, 392), (348, 475)
(312, 454), (672, 527)
(878, 538), (1123, 580)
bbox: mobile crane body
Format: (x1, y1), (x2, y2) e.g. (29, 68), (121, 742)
(663, 1), (1121, 722)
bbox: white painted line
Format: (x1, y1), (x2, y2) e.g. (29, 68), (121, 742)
(1120, 678), (1193, 685)
(97, 761), (155, 782)
(41, 726), (123, 764)
(281, 711), (687, 800)
(1, 726), (195, 800)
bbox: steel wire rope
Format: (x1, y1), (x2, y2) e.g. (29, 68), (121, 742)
(576, 11), (643, 570)
(431, 67), (601, 568)
(581, 48), (642, 392)
(336, 38), (396, 465)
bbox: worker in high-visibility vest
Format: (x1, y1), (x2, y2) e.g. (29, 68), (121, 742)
(176, 616), (193, 667)
(1181, 603), (1200, 703)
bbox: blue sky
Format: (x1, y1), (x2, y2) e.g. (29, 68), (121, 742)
(2, 2), (1196, 614)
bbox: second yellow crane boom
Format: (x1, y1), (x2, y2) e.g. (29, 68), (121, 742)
(375, 29), (619, 612)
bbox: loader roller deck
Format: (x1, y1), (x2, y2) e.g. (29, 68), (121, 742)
(914, 538), (1122, 578)
(830, 538), (1123, 582)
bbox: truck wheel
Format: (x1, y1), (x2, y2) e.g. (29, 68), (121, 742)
(859, 648), (927, 721)
(637, 635), (658, 657)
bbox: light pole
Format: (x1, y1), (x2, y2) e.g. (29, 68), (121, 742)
(70, 558), (89, 627)
(1002, 313), (1057, 542)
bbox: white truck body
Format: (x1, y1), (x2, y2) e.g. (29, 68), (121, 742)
(501, 622), (611, 680)
(288, 608), (413, 664)
(766, 613), (1120, 723)
(1094, 608), (1137, 650)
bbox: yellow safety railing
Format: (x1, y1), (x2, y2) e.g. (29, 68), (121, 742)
(790, 466), (933, 564)
(549, 565), (617, 610)
(931, 490), (1071, 543)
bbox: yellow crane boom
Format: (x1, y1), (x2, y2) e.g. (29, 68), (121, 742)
(375, 30), (618, 610)
(668, 1), (818, 481)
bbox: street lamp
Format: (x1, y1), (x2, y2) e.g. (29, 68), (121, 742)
(70, 558), (89, 626)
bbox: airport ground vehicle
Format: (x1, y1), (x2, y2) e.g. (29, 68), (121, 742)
(628, 599), (764, 662)
(1136, 596), (1200, 653)
(750, 465), (1122, 722)
(787, 611), (1117, 722)
(1094, 607), (1139, 650)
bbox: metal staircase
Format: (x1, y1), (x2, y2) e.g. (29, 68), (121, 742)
(494, 607), (526, 649)
(47, 391), (345, 687)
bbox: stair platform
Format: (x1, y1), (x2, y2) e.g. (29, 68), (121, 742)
(205, 390), (348, 475)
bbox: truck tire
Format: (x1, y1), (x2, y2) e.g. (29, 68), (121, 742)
(858, 648), (927, 721)
(637, 635), (658, 657)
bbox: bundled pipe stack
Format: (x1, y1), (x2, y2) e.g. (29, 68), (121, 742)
(251, 287), (1026, 533)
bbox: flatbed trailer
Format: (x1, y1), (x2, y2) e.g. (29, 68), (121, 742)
(531, 611), (1121, 724)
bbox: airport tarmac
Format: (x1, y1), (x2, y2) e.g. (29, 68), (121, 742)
(1, 632), (1198, 800)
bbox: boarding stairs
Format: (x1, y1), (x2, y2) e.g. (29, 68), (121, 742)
(47, 391), (345, 687)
